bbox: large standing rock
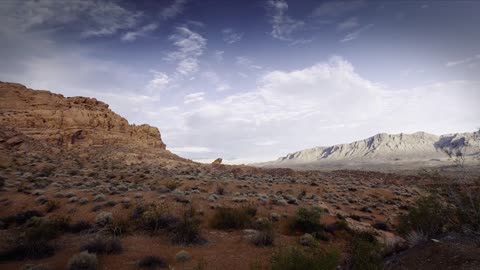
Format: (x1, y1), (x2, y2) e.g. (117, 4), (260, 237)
(0, 82), (166, 150)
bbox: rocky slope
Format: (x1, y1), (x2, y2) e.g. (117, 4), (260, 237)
(259, 131), (480, 168)
(0, 82), (166, 150)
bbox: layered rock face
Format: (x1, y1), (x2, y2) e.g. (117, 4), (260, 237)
(0, 82), (166, 150)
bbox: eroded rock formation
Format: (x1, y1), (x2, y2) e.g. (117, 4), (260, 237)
(0, 82), (166, 150)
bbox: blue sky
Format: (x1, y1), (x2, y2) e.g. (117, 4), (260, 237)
(0, 0), (479, 163)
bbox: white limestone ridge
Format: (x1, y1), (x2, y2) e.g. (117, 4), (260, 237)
(265, 131), (480, 166)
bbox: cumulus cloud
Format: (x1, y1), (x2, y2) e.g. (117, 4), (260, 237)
(340, 23), (373, 42)
(266, 0), (304, 41)
(156, 57), (480, 161)
(222, 28), (243, 44)
(121, 23), (158, 42)
(165, 27), (207, 76)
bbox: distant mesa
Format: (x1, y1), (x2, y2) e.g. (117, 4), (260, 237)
(257, 131), (480, 169)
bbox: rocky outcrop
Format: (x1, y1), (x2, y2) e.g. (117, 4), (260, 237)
(0, 82), (166, 150)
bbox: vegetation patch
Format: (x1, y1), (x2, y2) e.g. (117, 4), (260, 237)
(210, 205), (257, 230)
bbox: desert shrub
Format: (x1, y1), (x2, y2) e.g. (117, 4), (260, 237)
(44, 200), (60, 213)
(175, 250), (191, 264)
(105, 217), (132, 237)
(251, 219), (275, 246)
(350, 231), (383, 270)
(288, 207), (324, 234)
(0, 216), (69, 261)
(137, 255), (167, 269)
(170, 207), (204, 244)
(210, 206), (257, 230)
(0, 176), (5, 188)
(78, 198), (89, 205)
(91, 205), (102, 212)
(0, 238), (54, 261)
(81, 237), (122, 255)
(215, 186), (225, 195)
(397, 195), (451, 237)
(451, 190), (480, 233)
(25, 215), (70, 242)
(37, 165), (55, 177)
(93, 194), (106, 202)
(1, 210), (43, 227)
(69, 221), (92, 233)
(405, 230), (428, 247)
(372, 222), (389, 231)
(165, 180), (181, 191)
(95, 212), (113, 227)
(66, 251), (97, 270)
(270, 246), (339, 270)
(134, 204), (178, 233)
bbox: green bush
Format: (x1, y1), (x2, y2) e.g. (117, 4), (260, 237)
(134, 204), (178, 233)
(397, 195), (451, 237)
(350, 232), (383, 270)
(452, 190), (480, 233)
(170, 207), (204, 244)
(0, 215), (70, 261)
(270, 246), (339, 270)
(288, 207), (323, 234)
(210, 206), (257, 230)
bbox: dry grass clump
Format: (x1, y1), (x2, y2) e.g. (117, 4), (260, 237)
(288, 207), (324, 234)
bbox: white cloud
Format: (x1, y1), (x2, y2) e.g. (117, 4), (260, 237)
(165, 27), (207, 76)
(222, 28), (243, 44)
(160, 57), (480, 161)
(337, 17), (359, 31)
(184, 92), (205, 104)
(147, 71), (170, 92)
(445, 54), (480, 67)
(340, 23), (373, 42)
(160, 0), (188, 20)
(266, 0), (304, 41)
(121, 23), (158, 42)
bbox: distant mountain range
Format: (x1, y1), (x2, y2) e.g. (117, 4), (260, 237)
(256, 131), (480, 169)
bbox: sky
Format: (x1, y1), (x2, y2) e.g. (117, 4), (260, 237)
(0, 0), (479, 163)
